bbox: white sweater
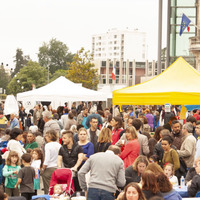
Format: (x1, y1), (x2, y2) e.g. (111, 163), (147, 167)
(7, 139), (26, 157)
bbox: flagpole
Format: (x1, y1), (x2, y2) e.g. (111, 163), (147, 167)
(157, 0), (162, 75)
(183, 13), (200, 29)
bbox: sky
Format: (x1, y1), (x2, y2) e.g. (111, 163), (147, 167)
(0, 0), (168, 69)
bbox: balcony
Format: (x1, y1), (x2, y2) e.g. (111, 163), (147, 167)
(189, 36), (200, 53)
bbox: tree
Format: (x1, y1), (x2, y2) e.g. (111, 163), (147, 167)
(7, 61), (48, 95)
(50, 69), (67, 82)
(66, 48), (99, 90)
(0, 63), (11, 93)
(13, 48), (30, 76)
(38, 38), (74, 74)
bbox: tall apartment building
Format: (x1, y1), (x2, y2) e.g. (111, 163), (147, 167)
(92, 28), (147, 62)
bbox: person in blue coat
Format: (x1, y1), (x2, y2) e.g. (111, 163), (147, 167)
(157, 173), (182, 200)
(78, 127), (94, 165)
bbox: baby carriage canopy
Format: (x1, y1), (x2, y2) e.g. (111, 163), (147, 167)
(49, 168), (75, 196)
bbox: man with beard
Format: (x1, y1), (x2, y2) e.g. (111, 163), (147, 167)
(171, 120), (184, 150)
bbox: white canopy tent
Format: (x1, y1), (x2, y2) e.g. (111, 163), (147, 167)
(17, 76), (107, 109)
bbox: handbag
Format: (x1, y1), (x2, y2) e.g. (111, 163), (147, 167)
(170, 150), (187, 177)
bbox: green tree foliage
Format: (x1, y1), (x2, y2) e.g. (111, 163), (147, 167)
(13, 48), (30, 77)
(66, 48), (99, 90)
(7, 61), (48, 95)
(0, 64), (11, 93)
(38, 38), (74, 74)
(50, 69), (67, 82)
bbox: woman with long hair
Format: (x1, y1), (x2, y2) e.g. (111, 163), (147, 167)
(146, 163), (164, 177)
(157, 173), (182, 199)
(119, 126), (140, 169)
(94, 128), (112, 153)
(110, 116), (123, 145)
(148, 126), (164, 157)
(141, 170), (162, 199)
(122, 182), (146, 200)
(125, 155), (149, 185)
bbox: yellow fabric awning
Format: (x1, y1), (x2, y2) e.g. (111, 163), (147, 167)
(113, 57), (200, 105)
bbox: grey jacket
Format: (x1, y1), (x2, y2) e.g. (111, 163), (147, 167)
(78, 150), (126, 193)
(43, 119), (60, 135)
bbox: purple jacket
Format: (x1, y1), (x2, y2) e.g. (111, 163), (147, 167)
(145, 113), (154, 129)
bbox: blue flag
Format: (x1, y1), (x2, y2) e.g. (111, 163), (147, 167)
(180, 13), (191, 36)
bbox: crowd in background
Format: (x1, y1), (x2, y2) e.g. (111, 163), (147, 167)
(0, 101), (200, 199)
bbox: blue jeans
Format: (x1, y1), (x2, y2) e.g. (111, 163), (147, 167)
(87, 188), (115, 200)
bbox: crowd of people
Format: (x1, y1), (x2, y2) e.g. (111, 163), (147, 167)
(0, 101), (200, 200)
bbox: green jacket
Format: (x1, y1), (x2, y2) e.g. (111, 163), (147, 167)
(25, 142), (38, 150)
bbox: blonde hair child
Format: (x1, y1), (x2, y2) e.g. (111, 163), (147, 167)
(3, 151), (21, 197)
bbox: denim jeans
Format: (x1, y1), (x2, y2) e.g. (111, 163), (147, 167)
(87, 188), (115, 200)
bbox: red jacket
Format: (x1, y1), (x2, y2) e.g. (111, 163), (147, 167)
(111, 129), (123, 145)
(119, 139), (140, 169)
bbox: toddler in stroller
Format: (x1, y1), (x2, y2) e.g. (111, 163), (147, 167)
(52, 184), (67, 197)
(49, 168), (75, 198)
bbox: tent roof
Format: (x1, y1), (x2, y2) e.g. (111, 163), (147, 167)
(113, 57), (200, 105)
(17, 76), (107, 102)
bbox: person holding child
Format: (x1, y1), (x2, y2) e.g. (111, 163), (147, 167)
(3, 151), (21, 197)
(15, 153), (35, 200)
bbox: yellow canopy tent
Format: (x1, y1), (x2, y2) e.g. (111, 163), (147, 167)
(113, 57), (200, 106)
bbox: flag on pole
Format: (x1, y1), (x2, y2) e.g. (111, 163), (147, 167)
(180, 13), (191, 36)
(111, 65), (116, 80)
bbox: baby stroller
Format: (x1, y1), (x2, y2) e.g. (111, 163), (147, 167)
(49, 168), (75, 196)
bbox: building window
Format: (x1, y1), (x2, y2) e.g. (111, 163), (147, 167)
(116, 68), (119, 75)
(114, 35), (117, 38)
(136, 62), (145, 68)
(116, 61), (119, 67)
(102, 61), (106, 67)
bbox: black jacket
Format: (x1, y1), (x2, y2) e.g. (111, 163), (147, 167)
(125, 166), (140, 185)
(188, 174), (200, 197)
